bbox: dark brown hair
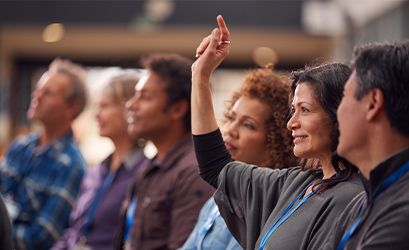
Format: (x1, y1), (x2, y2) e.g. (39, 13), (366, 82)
(141, 53), (193, 132)
(352, 41), (409, 136)
(290, 63), (357, 193)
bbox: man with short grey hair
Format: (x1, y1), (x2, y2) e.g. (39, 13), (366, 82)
(327, 41), (409, 249)
(0, 58), (88, 250)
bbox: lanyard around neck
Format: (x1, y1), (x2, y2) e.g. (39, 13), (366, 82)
(81, 171), (115, 237)
(337, 160), (409, 250)
(124, 197), (138, 242)
(258, 182), (315, 250)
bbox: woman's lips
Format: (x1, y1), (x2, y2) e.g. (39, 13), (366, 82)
(293, 135), (307, 144)
(224, 141), (238, 151)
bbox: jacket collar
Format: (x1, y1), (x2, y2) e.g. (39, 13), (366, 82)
(365, 146), (409, 197)
(149, 134), (193, 171)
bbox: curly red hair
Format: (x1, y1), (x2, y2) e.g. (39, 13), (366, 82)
(224, 67), (296, 169)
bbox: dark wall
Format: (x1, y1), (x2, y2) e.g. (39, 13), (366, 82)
(0, 0), (302, 28)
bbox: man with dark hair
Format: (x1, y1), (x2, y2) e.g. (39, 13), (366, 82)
(0, 58), (88, 250)
(327, 40), (409, 249)
(116, 53), (213, 250)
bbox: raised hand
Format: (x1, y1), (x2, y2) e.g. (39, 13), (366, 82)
(191, 15), (230, 135)
(192, 15), (231, 81)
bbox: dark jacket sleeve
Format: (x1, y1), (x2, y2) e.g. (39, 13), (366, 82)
(193, 129), (233, 188)
(0, 195), (14, 250)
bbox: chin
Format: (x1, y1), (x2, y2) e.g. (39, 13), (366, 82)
(129, 128), (145, 139)
(293, 150), (311, 159)
(27, 111), (37, 120)
(229, 152), (237, 160)
(292, 148), (303, 158)
(127, 127), (137, 137)
(128, 131), (139, 139)
(99, 132), (108, 138)
(336, 144), (346, 159)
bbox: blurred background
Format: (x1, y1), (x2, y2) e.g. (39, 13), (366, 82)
(0, 0), (408, 163)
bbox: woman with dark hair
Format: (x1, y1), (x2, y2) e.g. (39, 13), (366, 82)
(190, 15), (363, 250)
(182, 67), (296, 250)
(289, 63), (357, 193)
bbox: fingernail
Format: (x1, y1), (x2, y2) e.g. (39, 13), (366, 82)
(195, 53), (200, 58)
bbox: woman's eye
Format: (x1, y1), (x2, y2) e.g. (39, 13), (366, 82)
(225, 114), (235, 122)
(301, 107), (310, 113)
(140, 94), (152, 100)
(243, 122), (255, 130)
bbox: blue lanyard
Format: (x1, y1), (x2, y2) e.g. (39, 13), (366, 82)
(195, 204), (221, 250)
(81, 171), (115, 237)
(258, 183), (315, 250)
(124, 197), (138, 242)
(337, 160), (409, 250)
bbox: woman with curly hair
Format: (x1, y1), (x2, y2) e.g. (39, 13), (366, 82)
(190, 15), (363, 250)
(181, 67), (296, 250)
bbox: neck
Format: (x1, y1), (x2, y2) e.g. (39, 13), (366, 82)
(110, 134), (135, 172)
(319, 154), (336, 180)
(356, 132), (409, 179)
(40, 123), (72, 146)
(152, 125), (187, 161)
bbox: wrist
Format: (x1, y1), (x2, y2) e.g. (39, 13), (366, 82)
(192, 73), (211, 85)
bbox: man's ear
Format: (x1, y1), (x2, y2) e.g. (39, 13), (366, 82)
(169, 100), (189, 120)
(66, 101), (81, 121)
(366, 88), (384, 121)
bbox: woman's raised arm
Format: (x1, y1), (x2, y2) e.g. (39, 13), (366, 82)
(191, 15), (230, 135)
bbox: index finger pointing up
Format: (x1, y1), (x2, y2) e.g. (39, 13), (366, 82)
(217, 15), (230, 41)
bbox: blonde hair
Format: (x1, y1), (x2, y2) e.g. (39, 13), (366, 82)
(102, 71), (139, 105)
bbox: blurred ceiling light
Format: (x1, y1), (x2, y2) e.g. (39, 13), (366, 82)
(42, 23), (65, 43)
(145, 0), (175, 22)
(334, 0), (404, 28)
(253, 47), (278, 68)
(302, 0), (404, 35)
(302, 1), (346, 35)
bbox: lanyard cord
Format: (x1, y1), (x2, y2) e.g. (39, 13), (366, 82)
(258, 182), (315, 250)
(337, 160), (409, 250)
(195, 204), (221, 250)
(124, 197), (138, 242)
(81, 172), (115, 237)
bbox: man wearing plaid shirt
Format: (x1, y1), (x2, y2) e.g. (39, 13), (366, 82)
(0, 59), (88, 250)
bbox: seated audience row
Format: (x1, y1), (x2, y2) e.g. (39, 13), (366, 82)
(0, 15), (408, 250)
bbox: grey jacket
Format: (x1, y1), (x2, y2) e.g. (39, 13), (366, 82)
(215, 164), (363, 250)
(324, 147), (409, 250)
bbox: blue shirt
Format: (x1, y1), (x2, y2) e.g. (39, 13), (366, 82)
(0, 130), (86, 250)
(181, 197), (242, 250)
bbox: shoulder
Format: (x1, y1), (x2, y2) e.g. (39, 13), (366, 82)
(6, 133), (38, 153)
(56, 140), (87, 172)
(222, 163), (308, 182)
(169, 145), (199, 175)
(197, 197), (217, 219)
(179, 143), (198, 167)
(327, 175), (364, 205)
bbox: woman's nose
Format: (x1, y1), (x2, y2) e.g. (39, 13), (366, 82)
(225, 121), (239, 138)
(287, 113), (300, 131)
